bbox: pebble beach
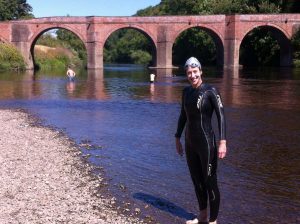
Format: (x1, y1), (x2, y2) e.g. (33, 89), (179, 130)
(0, 109), (143, 224)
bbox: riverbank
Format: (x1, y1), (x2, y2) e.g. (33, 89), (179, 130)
(34, 45), (83, 70)
(0, 109), (142, 223)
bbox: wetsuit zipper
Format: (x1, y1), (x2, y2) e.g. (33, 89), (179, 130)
(198, 92), (211, 178)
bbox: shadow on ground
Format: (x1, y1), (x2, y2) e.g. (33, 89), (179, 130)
(133, 192), (195, 220)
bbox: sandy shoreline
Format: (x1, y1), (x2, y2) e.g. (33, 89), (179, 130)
(0, 109), (143, 223)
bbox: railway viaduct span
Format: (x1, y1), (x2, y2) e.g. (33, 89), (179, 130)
(0, 14), (300, 69)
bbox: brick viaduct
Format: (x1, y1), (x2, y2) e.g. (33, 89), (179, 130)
(0, 14), (300, 70)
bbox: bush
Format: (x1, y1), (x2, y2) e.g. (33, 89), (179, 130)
(130, 50), (152, 65)
(0, 43), (26, 71)
(291, 29), (300, 67)
(34, 45), (81, 70)
(293, 59), (300, 67)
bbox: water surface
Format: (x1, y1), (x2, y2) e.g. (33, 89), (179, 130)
(0, 65), (299, 223)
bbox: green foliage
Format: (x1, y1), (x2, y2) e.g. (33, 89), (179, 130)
(293, 59), (300, 67)
(163, 0), (210, 15)
(56, 29), (87, 62)
(0, 42), (25, 71)
(130, 50), (152, 65)
(173, 28), (216, 66)
(135, 0), (284, 16)
(104, 29), (153, 65)
(254, 1), (281, 13)
(34, 29), (87, 69)
(0, 0), (33, 21)
(291, 28), (300, 67)
(281, 0), (300, 12)
(209, 0), (257, 14)
(34, 46), (76, 70)
(36, 33), (61, 48)
(240, 28), (280, 66)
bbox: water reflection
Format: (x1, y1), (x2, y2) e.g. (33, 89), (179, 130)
(0, 70), (41, 99)
(3, 67), (298, 110)
(66, 80), (76, 95)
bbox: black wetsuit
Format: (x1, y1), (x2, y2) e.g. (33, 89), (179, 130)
(175, 83), (226, 222)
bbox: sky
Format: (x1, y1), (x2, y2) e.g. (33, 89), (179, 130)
(27, 0), (161, 18)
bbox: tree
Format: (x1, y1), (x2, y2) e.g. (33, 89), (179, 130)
(282, 0), (300, 12)
(56, 29), (87, 62)
(291, 28), (300, 66)
(173, 28), (217, 66)
(240, 28), (280, 66)
(104, 29), (154, 65)
(0, 0), (33, 21)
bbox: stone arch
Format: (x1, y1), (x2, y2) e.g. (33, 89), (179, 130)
(29, 25), (86, 46)
(102, 25), (156, 48)
(29, 25), (87, 69)
(102, 25), (157, 66)
(241, 24), (290, 41)
(239, 24), (292, 66)
(172, 25), (224, 67)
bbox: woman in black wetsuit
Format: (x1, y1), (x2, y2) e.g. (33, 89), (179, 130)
(175, 57), (227, 224)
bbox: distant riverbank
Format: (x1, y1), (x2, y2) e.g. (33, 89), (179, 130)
(0, 42), (84, 72)
(34, 44), (83, 70)
(0, 109), (143, 224)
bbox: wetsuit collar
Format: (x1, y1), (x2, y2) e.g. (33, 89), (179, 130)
(192, 81), (203, 89)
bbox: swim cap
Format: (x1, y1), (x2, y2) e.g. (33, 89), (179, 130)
(184, 57), (201, 70)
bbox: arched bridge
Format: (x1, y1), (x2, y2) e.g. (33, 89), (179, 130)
(0, 14), (300, 69)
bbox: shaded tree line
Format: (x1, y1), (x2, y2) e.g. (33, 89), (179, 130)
(136, 0), (299, 15)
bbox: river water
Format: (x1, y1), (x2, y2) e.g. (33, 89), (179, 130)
(0, 65), (299, 223)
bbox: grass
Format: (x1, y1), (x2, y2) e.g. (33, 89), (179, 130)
(34, 45), (82, 70)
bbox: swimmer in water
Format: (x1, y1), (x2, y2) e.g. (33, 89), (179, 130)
(66, 67), (76, 81)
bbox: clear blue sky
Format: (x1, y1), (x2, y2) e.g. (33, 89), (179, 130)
(27, 0), (161, 18)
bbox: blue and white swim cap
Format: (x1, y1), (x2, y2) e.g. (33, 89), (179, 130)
(184, 57), (201, 70)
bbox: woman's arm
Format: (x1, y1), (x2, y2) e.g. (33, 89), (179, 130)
(210, 87), (227, 158)
(175, 89), (187, 156)
(175, 89), (187, 139)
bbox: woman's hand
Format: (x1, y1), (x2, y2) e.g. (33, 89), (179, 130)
(218, 140), (227, 159)
(175, 138), (184, 156)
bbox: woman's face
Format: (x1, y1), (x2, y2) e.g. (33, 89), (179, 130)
(186, 66), (202, 88)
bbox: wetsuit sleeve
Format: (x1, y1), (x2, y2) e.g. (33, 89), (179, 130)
(210, 87), (226, 140)
(175, 89), (187, 138)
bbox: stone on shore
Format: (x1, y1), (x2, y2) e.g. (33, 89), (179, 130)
(0, 110), (142, 224)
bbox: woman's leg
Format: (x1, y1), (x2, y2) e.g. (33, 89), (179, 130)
(185, 148), (208, 222)
(207, 142), (220, 222)
(207, 173), (220, 222)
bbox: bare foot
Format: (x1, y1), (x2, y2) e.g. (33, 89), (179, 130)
(186, 218), (199, 224)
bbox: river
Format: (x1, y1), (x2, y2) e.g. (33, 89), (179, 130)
(0, 65), (299, 223)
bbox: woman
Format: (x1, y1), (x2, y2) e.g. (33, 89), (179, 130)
(175, 57), (227, 224)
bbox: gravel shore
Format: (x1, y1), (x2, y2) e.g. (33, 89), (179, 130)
(0, 109), (143, 224)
